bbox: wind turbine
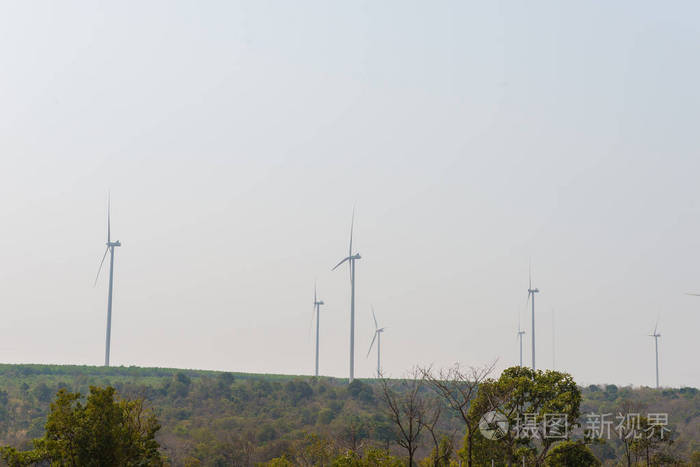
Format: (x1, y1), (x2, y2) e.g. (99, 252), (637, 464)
(332, 210), (361, 383)
(649, 320), (661, 389)
(367, 307), (385, 378)
(312, 282), (324, 377)
(94, 195), (121, 367)
(517, 314), (526, 367)
(527, 264), (539, 371)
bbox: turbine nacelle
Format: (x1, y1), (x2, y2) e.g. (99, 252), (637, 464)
(107, 241), (121, 247)
(314, 300), (324, 306)
(528, 288), (539, 294)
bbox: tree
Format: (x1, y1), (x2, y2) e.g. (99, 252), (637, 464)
(263, 447), (402, 467)
(545, 441), (600, 466)
(458, 428), (507, 466)
(1, 386), (164, 466)
(468, 366), (582, 465)
(630, 416), (675, 466)
(421, 362), (495, 467)
(418, 396), (455, 467)
(606, 399), (644, 467)
(289, 434), (337, 466)
(380, 369), (427, 467)
(421, 436), (454, 467)
(334, 414), (370, 452)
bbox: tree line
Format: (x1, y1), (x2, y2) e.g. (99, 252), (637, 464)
(0, 364), (696, 465)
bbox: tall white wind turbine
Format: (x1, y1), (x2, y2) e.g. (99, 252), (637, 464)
(313, 283), (324, 377)
(367, 307), (385, 378)
(332, 210), (361, 383)
(94, 195), (121, 367)
(649, 320), (661, 389)
(527, 264), (539, 371)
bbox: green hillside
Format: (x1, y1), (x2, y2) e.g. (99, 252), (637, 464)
(0, 364), (696, 466)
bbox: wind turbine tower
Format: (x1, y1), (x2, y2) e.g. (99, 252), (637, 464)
(517, 316), (526, 367)
(367, 307), (385, 378)
(313, 283), (324, 377)
(649, 322), (661, 389)
(332, 210), (361, 382)
(94, 195), (121, 367)
(527, 266), (539, 371)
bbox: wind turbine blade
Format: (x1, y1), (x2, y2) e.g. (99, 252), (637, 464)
(310, 304), (315, 339)
(349, 207), (355, 257)
(653, 316), (659, 335)
(372, 306), (378, 330)
(367, 331), (377, 357)
(529, 259), (532, 290)
(332, 256), (351, 271)
(685, 293), (700, 296)
(314, 281), (317, 305)
(107, 192), (111, 244)
(93, 246), (109, 286)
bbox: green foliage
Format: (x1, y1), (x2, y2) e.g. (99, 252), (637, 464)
(468, 366), (582, 465)
(629, 415), (675, 465)
(1, 386), (163, 466)
(328, 447), (402, 466)
(458, 429), (506, 466)
(31, 383), (53, 403)
(355, 447), (403, 466)
(545, 441), (600, 466)
(262, 454), (294, 466)
(262, 441), (402, 467)
(690, 450), (700, 466)
(421, 436), (454, 466)
(0, 364), (694, 465)
(334, 414), (371, 451)
(347, 380), (375, 403)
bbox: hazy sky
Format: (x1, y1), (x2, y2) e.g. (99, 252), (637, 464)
(1, 1), (699, 388)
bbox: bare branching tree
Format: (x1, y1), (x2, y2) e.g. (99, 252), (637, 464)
(421, 362), (495, 467)
(379, 368), (426, 467)
(419, 396), (456, 467)
(419, 396), (442, 466)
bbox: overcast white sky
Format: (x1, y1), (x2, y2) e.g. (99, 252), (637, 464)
(1, 1), (699, 388)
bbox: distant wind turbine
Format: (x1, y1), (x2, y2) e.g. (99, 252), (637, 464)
(312, 282), (324, 377)
(332, 210), (361, 383)
(527, 263), (539, 371)
(517, 314), (526, 367)
(94, 194), (121, 367)
(649, 320), (661, 389)
(367, 307), (385, 378)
